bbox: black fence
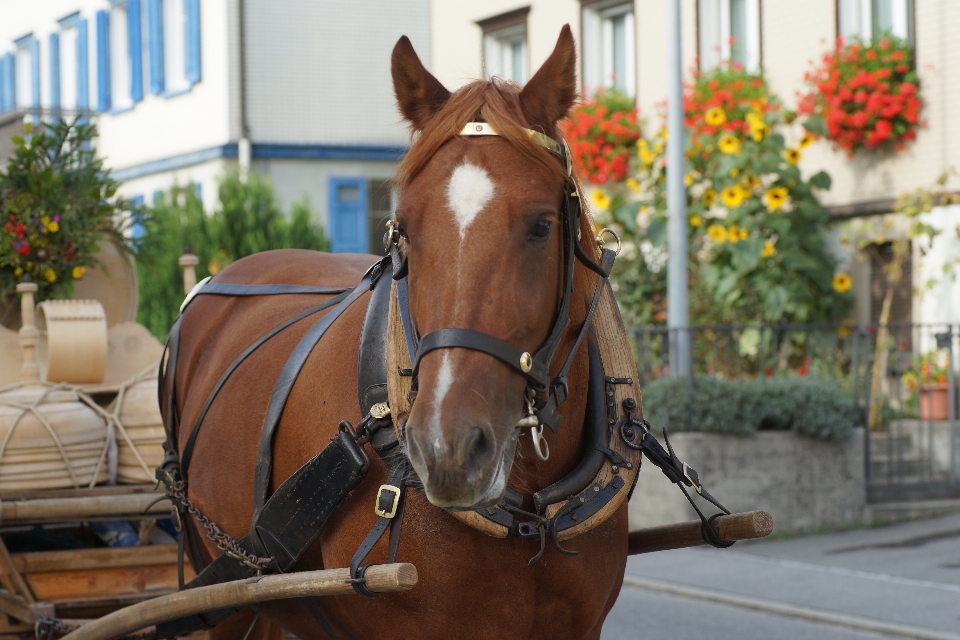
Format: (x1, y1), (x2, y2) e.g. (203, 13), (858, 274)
(629, 322), (960, 502)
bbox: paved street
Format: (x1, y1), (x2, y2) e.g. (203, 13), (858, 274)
(603, 513), (960, 639)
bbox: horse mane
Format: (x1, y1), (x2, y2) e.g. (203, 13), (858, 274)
(395, 78), (571, 191)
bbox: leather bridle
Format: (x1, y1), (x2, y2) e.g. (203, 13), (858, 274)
(386, 122), (613, 449)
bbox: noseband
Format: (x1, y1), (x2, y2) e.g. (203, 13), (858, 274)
(386, 122), (612, 445)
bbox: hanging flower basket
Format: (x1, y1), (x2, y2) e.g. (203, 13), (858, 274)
(560, 89), (640, 185)
(799, 36), (923, 155)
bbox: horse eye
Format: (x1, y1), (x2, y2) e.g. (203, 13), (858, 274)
(529, 219), (552, 242)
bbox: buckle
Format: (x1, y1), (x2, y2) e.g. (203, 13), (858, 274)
(682, 462), (703, 495)
(375, 484), (402, 518)
(369, 402), (391, 419)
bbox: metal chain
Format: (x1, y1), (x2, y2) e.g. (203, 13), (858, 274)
(168, 479), (274, 573)
(36, 617), (157, 640)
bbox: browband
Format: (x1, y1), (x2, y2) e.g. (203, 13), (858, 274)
(459, 122), (570, 174)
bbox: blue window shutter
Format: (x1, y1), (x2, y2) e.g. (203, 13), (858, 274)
(0, 54), (8, 112)
(29, 38), (40, 109)
(128, 0), (143, 102)
(4, 54), (15, 111)
(49, 33), (60, 109)
(185, 0), (201, 83)
(77, 18), (89, 110)
(328, 178), (369, 254)
(96, 10), (110, 111)
(146, 0), (164, 94)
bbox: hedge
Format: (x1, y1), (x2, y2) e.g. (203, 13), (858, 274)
(640, 375), (857, 440)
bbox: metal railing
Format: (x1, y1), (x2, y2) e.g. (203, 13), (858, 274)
(629, 322), (960, 502)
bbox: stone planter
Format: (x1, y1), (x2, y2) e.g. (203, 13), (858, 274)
(628, 429), (865, 536)
(920, 384), (950, 421)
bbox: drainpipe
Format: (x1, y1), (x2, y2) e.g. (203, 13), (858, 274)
(237, 0), (251, 182)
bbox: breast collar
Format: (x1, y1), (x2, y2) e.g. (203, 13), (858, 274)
(386, 122), (611, 437)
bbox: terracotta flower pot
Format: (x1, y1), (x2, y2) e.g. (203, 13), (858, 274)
(920, 384), (949, 421)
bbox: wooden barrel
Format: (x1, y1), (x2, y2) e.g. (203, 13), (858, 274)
(36, 300), (108, 384)
(0, 385), (109, 491)
(111, 371), (164, 484)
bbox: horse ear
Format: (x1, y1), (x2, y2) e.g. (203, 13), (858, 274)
(392, 36), (452, 130)
(520, 25), (578, 129)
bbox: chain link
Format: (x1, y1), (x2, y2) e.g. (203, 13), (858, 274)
(167, 479), (274, 573)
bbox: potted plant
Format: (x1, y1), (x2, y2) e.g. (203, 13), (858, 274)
(799, 35), (923, 156)
(0, 119), (138, 322)
(902, 351), (951, 420)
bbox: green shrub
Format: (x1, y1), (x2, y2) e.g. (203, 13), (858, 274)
(135, 171), (329, 340)
(641, 375), (856, 440)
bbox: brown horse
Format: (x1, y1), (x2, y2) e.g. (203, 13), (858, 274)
(165, 26), (628, 639)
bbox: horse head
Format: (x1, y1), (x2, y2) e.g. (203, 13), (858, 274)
(391, 26), (584, 510)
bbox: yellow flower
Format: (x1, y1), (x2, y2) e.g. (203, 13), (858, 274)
(703, 189), (717, 207)
(761, 240), (775, 258)
(684, 173), (696, 187)
(653, 143), (665, 154)
(44, 268), (56, 283)
(738, 228), (749, 240)
(47, 221), (59, 233)
(689, 214), (702, 227)
(23, 121), (33, 133)
(763, 187), (789, 212)
(740, 174), (761, 192)
(751, 126), (767, 143)
(591, 189), (611, 211)
(728, 225), (741, 244)
(639, 148), (655, 165)
(707, 225), (728, 243)
(705, 107), (726, 127)
(783, 148), (801, 165)
(14, 267), (23, 276)
(625, 178), (640, 193)
(833, 273), (852, 293)
(72, 266), (86, 279)
(799, 133), (815, 148)
(718, 134), (742, 155)
(208, 259), (221, 275)
(720, 186), (745, 209)
(659, 127), (668, 140)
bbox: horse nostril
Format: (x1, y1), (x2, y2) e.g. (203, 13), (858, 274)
(460, 424), (495, 474)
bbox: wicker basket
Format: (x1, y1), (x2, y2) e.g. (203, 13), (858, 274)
(111, 369), (165, 484)
(0, 385), (110, 491)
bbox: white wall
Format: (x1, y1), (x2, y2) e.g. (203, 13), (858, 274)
(115, 158), (230, 214)
(917, 205), (960, 326)
(243, 0), (430, 145)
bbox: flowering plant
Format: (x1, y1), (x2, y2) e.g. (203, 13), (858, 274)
(1, 119), (137, 302)
(799, 36), (922, 155)
(560, 89), (640, 184)
(570, 64), (852, 325)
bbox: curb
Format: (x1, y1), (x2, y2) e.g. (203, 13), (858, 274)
(622, 575), (960, 640)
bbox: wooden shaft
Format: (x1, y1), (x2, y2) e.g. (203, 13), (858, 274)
(0, 492), (168, 526)
(628, 510), (773, 555)
(16, 282), (39, 383)
(61, 563), (418, 640)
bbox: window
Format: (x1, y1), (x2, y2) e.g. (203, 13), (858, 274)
(478, 8), (529, 84)
(698, 0), (761, 73)
(57, 16), (88, 112)
(582, 1), (635, 97)
(14, 36), (40, 111)
(838, 0), (912, 43)
(151, 0), (201, 95)
(164, 0), (190, 92)
(109, 1), (143, 110)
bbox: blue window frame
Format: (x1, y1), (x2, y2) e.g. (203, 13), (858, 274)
(128, 0), (144, 102)
(14, 35), (41, 111)
(146, 0), (164, 93)
(0, 53), (15, 112)
(49, 33), (60, 109)
(96, 10), (111, 111)
(77, 18), (90, 110)
(328, 177), (369, 254)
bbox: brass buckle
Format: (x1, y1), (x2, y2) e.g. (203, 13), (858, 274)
(369, 402), (391, 419)
(682, 463), (703, 495)
(375, 484), (402, 518)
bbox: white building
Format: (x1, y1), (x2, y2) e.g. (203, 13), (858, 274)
(0, 0), (430, 254)
(431, 0), (960, 325)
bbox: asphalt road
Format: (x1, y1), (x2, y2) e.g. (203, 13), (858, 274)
(602, 512), (960, 640)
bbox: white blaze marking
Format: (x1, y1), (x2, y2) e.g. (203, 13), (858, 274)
(446, 162), (494, 238)
(430, 353), (454, 444)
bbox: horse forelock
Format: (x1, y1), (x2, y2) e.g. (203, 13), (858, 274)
(395, 79), (570, 192)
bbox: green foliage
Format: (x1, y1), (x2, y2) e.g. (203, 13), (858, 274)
(0, 119), (138, 301)
(135, 171), (329, 339)
(642, 375), (857, 440)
